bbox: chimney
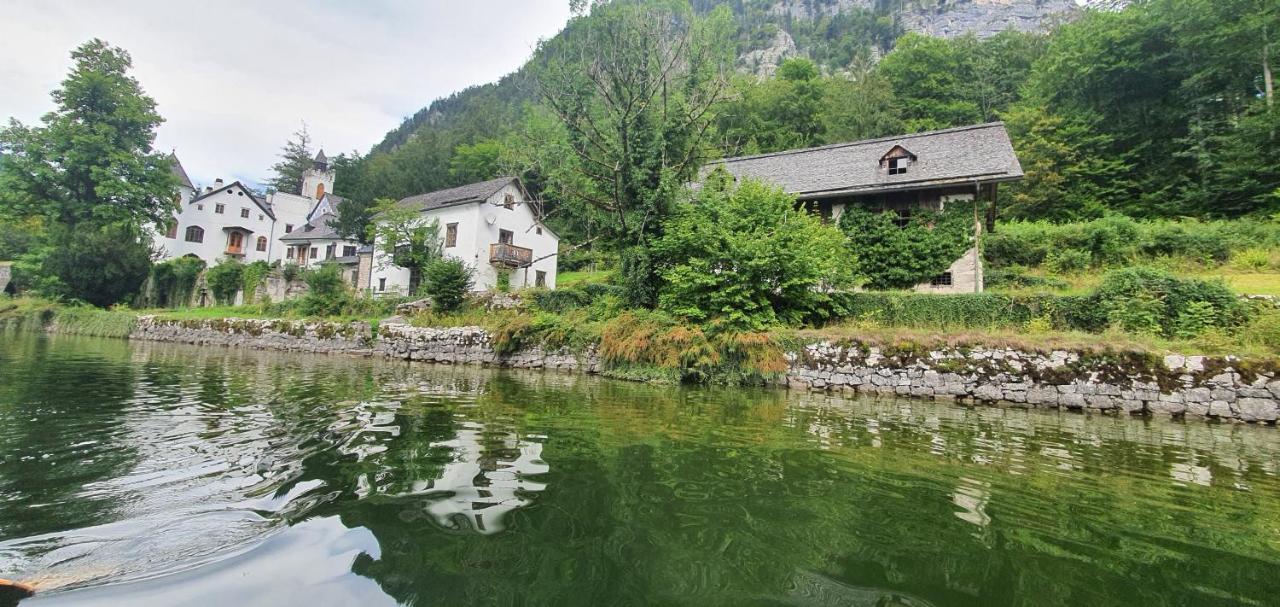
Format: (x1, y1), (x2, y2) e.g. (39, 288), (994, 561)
(214, 178), (224, 187)
(205, 186), (212, 193)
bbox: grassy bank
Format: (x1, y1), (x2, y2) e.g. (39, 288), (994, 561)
(0, 297), (137, 338)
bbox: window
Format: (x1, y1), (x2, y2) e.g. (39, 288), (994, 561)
(228, 231), (244, 252)
(184, 226), (204, 243)
(315, 183), (325, 200)
(310, 247), (318, 259)
(535, 271), (546, 288)
(343, 245), (356, 257)
(893, 208), (912, 228)
(215, 203), (225, 214)
(378, 278), (386, 292)
(930, 272), (953, 287)
(445, 223), (458, 247)
(240, 208), (250, 219)
(326, 244), (336, 259)
(285, 224), (294, 233)
(258, 214), (264, 221)
(503, 193), (515, 209)
(197, 204), (203, 211)
(536, 226), (543, 236)
(256, 236), (267, 252)
(499, 229), (513, 245)
(888, 157), (908, 175)
(165, 222), (178, 239)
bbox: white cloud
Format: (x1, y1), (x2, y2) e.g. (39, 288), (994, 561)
(0, 1), (571, 188)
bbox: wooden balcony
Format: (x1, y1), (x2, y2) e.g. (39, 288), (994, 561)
(224, 246), (244, 257)
(489, 243), (532, 268)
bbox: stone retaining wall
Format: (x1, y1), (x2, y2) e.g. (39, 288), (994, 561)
(129, 316), (1280, 425)
(787, 342), (1280, 423)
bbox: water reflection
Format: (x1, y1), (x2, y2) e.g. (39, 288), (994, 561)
(0, 334), (1279, 606)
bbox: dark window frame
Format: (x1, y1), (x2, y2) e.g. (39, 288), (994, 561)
(184, 226), (204, 243)
(445, 223), (458, 247)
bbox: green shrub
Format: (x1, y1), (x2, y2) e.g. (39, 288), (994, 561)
(298, 264), (352, 317)
(146, 256), (205, 308)
(494, 269), (511, 293)
(984, 267), (1070, 290)
(1089, 267), (1246, 337)
(281, 263), (301, 282)
(35, 223), (152, 307)
(423, 259), (473, 312)
(1043, 249), (1091, 274)
(654, 178), (852, 330)
(1229, 247), (1274, 271)
(240, 261), (271, 304)
(205, 260), (244, 305)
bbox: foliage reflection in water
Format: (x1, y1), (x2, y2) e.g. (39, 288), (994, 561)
(0, 333), (1278, 606)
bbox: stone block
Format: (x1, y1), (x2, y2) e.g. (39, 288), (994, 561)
(1236, 398), (1279, 422)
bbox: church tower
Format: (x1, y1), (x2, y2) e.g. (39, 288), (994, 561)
(301, 150), (335, 200)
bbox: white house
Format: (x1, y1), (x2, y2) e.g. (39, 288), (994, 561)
(371, 177), (560, 295)
(156, 151), (360, 268)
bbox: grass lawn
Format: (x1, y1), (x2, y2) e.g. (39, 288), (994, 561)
(557, 269), (614, 288)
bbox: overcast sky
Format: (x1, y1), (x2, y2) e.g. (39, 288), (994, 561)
(0, 1), (572, 188)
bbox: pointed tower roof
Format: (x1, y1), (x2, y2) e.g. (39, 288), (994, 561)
(169, 152), (194, 190)
(313, 149), (328, 165)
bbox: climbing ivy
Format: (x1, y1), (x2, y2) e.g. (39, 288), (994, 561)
(838, 202), (975, 290)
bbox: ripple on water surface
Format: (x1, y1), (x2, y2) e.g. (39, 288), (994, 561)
(0, 335), (1279, 606)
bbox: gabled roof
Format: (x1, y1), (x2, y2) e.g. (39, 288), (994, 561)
(307, 192), (345, 221)
(189, 180), (276, 219)
(704, 122), (1023, 200)
(279, 212), (342, 241)
(395, 176), (522, 213)
(169, 153), (194, 190)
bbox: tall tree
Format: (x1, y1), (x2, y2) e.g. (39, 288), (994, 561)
(0, 39), (175, 229)
(0, 39), (170, 304)
(265, 123), (313, 195)
(532, 1), (735, 304)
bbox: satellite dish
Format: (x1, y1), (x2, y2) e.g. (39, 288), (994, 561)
(485, 214), (497, 225)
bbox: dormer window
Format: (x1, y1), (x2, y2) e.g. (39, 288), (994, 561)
(880, 145), (916, 176)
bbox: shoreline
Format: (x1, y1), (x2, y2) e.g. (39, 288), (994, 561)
(119, 315), (1280, 426)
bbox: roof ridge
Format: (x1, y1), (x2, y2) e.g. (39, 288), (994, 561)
(708, 122), (1007, 166)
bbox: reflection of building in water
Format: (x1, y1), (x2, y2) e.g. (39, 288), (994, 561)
(419, 422), (548, 535)
(952, 477), (991, 536)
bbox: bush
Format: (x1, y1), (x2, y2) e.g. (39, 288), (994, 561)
(1043, 249), (1091, 274)
(423, 259), (473, 312)
(1229, 247), (1275, 271)
(984, 267), (1069, 290)
(987, 217), (1280, 270)
(146, 256), (205, 308)
(654, 179), (852, 330)
(241, 261), (271, 303)
(298, 264), (352, 316)
(1089, 267), (1246, 337)
(204, 260), (244, 305)
(34, 223), (152, 307)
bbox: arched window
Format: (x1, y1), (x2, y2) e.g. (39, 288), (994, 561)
(184, 226), (204, 243)
(165, 222), (178, 239)
(315, 182), (325, 200)
(256, 236), (267, 252)
(228, 231), (244, 253)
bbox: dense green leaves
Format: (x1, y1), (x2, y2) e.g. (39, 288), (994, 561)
(839, 203), (976, 290)
(653, 178), (851, 330)
(422, 258), (473, 311)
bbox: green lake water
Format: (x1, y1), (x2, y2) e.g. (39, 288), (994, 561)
(1, 332), (1279, 606)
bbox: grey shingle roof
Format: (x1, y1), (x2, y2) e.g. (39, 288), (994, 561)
(705, 122), (1023, 200)
(395, 176), (518, 212)
(169, 153), (194, 190)
(314, 149), (327, 165)
(279, 212), (342, 241)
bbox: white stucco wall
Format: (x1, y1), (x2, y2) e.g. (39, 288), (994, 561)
(161, 183), (276, 265)
(370, 182), (560, 296)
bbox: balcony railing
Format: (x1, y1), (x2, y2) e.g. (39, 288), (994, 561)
(489, 243), (532, 268)
(225, 246), (244, 256)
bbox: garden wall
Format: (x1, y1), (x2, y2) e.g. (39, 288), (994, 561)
(128, 316), (1280, 425)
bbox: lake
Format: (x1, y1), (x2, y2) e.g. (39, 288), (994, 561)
(1, 332), (1278, 606)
